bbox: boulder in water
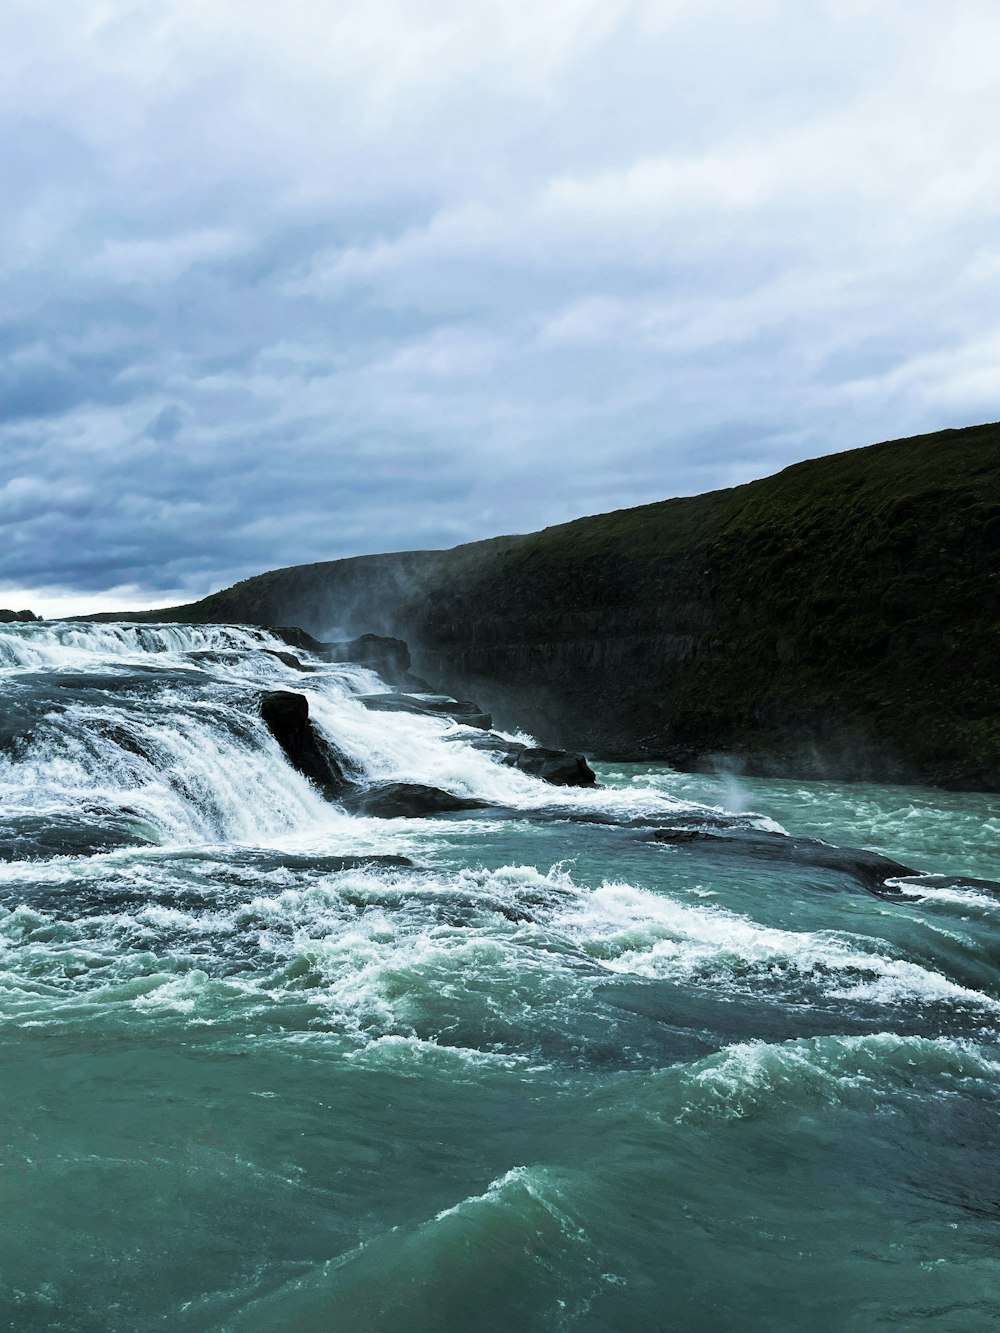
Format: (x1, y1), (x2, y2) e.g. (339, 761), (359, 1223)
(0, 609), (38, 623)
(455, 732), (597, 786)
(259, 691), (353, 798)
(262, 649), (314, 672)
(0, 812), (151, 860)
(456, 731), (525, 759)
(503, 747), (597, 786)
(359, 693), (492, 729)
(256, 852), (416, 872)
(344, 782), (487, 819)
(644, 826), (915, 895)
(92, 721), (156, 765)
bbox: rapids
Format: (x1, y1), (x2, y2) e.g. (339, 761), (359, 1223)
(0, 621), (997, 1331)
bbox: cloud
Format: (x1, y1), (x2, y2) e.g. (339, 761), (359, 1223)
(0, 0), (998, 614)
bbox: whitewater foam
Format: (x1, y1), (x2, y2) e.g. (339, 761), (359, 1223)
(675, 1032), (1000, 1123)
(557, 880), (998, 1011)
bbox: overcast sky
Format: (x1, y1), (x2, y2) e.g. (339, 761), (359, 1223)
(2, 0), (998, 615)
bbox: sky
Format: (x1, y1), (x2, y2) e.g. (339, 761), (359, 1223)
(1, 0), (999, 616)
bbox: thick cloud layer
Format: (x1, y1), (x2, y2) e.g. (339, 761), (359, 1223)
(2, 1), (998, 614)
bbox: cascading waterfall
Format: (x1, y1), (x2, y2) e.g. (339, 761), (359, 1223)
(0, 620), (739, 849)
(0, 620), (998, 1332)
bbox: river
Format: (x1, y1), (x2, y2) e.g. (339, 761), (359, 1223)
(1, 622), (997, 1331)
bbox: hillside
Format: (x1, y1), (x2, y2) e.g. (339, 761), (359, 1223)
(110, 422), (1000, 788)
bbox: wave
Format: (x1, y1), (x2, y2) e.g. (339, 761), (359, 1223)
(2, 857), (995, 1052)
(215, 1164), (606, 1333)
(674, 1031), (1000, 1123)
(556, 879), (999, 1010)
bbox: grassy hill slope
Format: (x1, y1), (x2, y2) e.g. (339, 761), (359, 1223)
(113, 421), (1000, 787)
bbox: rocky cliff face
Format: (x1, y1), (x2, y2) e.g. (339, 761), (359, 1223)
(111, 422), (1000, 789)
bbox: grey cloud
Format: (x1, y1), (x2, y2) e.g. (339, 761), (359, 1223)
(0, 1), (998, 613)
(146, 405), (185, 442)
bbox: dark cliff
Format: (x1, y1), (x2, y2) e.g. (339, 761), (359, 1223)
(109, 422), (1000, 788)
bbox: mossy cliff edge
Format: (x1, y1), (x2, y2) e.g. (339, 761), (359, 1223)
(118, 422), (1000, 788)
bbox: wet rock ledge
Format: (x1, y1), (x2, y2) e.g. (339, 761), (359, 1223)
(260, 631), (597, 815)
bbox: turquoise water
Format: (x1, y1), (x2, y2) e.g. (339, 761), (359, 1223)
(0, 624), (998, 1330)
(626, 764), (1000, 883)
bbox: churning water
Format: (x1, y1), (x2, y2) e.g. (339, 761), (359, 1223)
(0, 622), (997, 1330)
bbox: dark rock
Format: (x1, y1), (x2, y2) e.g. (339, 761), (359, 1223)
(495, 902), (537, 923)
(359, 693), (492, 729)
(343, 782), (488, 819)
(186, 650), (234, 665)
(447, 732), (598, 785)
(187, 646), (313, 673)
(262, 649), (314, 672)
(454, 731), (526, 759)
(254, 852), (415, 872)
(644, 826), (915, 894)
(503, 746), (597, 786)
(52, 670), (181, 693)
(92, 721), (155, 765)
(0, 609), (38, 623)
(401, 672), (436, 692)
(323, 634), (412, 685)
(270, 626), (327, 653)
(259, 691), (353, 798)
(0, 813), (150, 860)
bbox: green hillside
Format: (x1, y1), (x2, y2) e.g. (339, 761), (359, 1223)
(113, 421), (1000, 788)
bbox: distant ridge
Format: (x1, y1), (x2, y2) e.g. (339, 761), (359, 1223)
(97, 421), (1000, 788)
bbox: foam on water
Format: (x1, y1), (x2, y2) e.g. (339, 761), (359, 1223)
(675, 1031), (1000, 1122)
(889, 877), (1000, 913)
(342, 1032), (536, 1074)
(2, 854), (995, 1054)
(0, 620), (287, 669)
(557, 879), (999, 1009)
